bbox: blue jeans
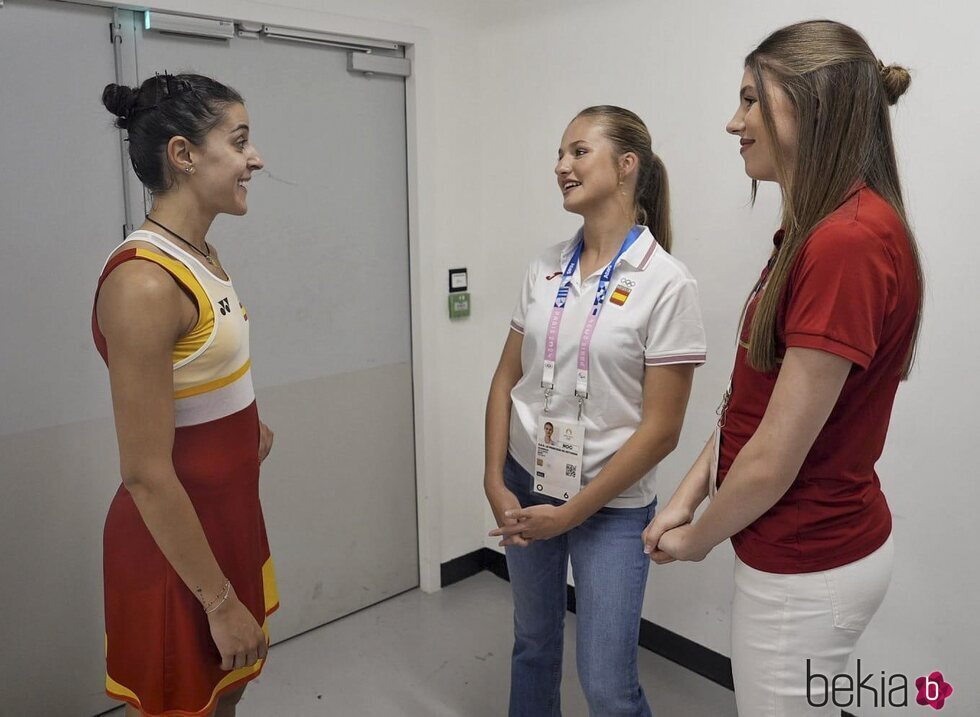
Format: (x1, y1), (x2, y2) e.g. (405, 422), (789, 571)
(504, 454), (656, 717)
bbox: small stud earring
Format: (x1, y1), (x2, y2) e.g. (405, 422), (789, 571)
(184, 166), (194, 174)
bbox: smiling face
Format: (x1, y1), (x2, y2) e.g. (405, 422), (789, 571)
(189, 102), (264, 216)
(555, 116), (625, 217)
(726, 67), (798, 184)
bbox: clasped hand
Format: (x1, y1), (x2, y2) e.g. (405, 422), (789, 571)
(489, 504), (573, 545)
(641, 506), (709, 564)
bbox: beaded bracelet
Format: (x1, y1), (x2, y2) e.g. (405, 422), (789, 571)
(203, 579), (232, 614)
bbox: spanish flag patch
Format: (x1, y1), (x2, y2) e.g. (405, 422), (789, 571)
(609, 287), (631, 306)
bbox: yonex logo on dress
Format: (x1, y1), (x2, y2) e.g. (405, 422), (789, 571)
(218, 298), (231, 315)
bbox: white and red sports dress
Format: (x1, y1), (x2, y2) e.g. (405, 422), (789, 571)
(93, 231), (279, 716)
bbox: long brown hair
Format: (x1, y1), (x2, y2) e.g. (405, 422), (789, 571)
(744, 20), (923, 377)
(575, 105), (672, 253)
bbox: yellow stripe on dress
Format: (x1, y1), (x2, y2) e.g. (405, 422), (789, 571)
(132, 248), (215, 364)
(173, 359), (251, 400)
(104, 560), (278, 714)
(263, 557), (280, 614)
(105, 619), (272, 717)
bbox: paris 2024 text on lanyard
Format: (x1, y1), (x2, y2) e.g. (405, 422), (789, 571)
(535, 225), (644, 501)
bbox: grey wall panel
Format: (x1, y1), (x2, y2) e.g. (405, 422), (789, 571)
(0, 0), (123, 437)
(256, 364), (419, 639)
(0, 1), (126, 714)
(0, 416), (120, 715)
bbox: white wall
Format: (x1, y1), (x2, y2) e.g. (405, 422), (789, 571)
(472, 0), (979, 712)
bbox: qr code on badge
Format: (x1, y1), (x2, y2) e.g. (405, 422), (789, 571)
(565, 464), (577, 479)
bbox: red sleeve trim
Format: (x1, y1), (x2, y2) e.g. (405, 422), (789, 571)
(784, 331), (871, 368)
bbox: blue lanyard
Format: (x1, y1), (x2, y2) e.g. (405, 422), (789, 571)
(554, 224), (644, 310)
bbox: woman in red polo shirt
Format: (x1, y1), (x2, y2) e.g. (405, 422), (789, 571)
(641, 20), (924, 715)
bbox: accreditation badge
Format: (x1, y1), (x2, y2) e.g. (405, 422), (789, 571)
(533, 416), (584, 501)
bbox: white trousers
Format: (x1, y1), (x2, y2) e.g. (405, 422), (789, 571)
(731, 535), (894, 716)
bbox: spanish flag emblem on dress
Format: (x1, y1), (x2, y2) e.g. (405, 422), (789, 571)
(609, 285), (631, 306)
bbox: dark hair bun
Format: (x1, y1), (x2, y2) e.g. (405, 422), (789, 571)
(102, 83), (139, 126)
(879, 63), (911, 106)
(104, 73), (243, 193)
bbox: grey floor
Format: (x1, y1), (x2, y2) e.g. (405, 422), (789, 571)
(106, 572), (737, 716)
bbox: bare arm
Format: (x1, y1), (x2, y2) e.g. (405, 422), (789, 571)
(666, 435), (713, 516)
(484, 329), (531, 547)
(98, 262), (266, 670)
(564, 364), (695, 523)
(641, 433), (713, 561)
(656, 347), (852, 562)
(485, 329), (524, 483)
(492, 363), (696, 541)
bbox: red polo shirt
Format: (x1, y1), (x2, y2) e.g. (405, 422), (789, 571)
(718, 185), (920, 573)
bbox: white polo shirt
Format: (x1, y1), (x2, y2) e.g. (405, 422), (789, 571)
(508, 227), (707, 509)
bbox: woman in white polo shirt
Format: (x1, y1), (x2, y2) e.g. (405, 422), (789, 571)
(485, 105), (707, 717)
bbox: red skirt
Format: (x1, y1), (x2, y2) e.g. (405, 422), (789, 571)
(103, 401), (279, 716)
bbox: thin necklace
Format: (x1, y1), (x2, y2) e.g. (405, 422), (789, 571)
(144, 215), (218, 267)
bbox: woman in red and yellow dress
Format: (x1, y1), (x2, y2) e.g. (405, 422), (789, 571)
(94, 73), (278, 717)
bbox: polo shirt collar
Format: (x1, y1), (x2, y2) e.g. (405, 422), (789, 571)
(559, 225), (660, 272)
(621, 226), (658, 270)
